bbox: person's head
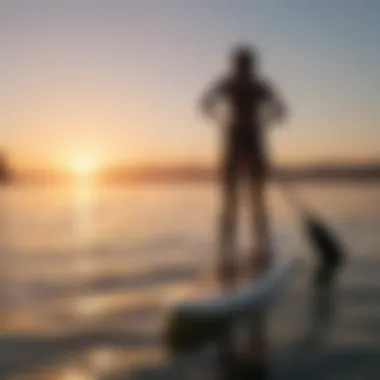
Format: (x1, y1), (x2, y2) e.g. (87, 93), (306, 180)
(230, 45), (258, 77)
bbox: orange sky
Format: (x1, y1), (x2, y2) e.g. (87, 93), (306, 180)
(1, 1), (380, 173)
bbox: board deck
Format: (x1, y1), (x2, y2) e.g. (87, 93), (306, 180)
(165, 257), (299, 354)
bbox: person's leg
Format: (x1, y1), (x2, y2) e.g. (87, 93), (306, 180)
(242, 151), (272, 378)
(250, 177), (272, 275)
(242, 182), (272, 379)
(218, 137), (239, 288)
(216, 137), (240, 374)
(243, 128), (272, 275)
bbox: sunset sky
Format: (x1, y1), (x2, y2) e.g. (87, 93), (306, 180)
(1, 0), (380, 171)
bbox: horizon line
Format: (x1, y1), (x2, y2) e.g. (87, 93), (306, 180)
(12, 157), (380, 173)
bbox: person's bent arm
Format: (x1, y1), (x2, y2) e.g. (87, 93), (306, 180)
(262, 80), (288, 125)
(199, 78), (226, 122)
(272, 93), (287, 123)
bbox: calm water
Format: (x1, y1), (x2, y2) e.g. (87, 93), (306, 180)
(0, 181), (379, 379)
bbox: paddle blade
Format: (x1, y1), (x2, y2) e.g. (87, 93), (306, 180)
(304, 216), (345, 267)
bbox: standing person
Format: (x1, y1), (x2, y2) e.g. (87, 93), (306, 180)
(199, 45), (287, 379)
(200, 45), (287, 286)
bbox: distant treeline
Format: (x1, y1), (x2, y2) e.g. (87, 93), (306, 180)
(13, 161), (380, 185)
(273, 162), (380, 182)
(101, 162), (380, 184)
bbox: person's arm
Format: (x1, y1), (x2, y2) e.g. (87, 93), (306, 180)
(199, 78), (227, 121)
(261, 80), (287, 124)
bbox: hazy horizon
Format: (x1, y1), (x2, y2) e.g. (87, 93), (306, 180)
(10, 158), (380, 186)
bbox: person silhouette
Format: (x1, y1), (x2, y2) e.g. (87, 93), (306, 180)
(200, 45), (287, 286)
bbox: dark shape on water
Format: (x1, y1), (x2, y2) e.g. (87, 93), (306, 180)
(0, 150), (12, 185)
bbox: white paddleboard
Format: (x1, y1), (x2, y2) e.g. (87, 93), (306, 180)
(165, 254), (299, 353)
(179, 259), (297, 318)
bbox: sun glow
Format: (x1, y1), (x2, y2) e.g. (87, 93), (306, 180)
(70, 155), (99, 177)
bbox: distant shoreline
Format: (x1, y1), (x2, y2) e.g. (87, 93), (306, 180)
(11, 162), (380, 185)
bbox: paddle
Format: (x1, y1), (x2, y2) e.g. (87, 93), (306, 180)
(164, 259), (297, 355)
(277, 181), (345, 276)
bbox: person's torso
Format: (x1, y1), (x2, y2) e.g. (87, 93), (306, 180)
(223, 76), (267, 128)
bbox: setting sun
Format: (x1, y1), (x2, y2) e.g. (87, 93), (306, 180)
(71, 155), (99, 177)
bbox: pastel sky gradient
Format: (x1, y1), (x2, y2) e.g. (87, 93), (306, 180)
(1, 0), (380, 169)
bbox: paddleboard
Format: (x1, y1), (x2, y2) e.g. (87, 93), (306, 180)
(165, 256), (299, 354)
